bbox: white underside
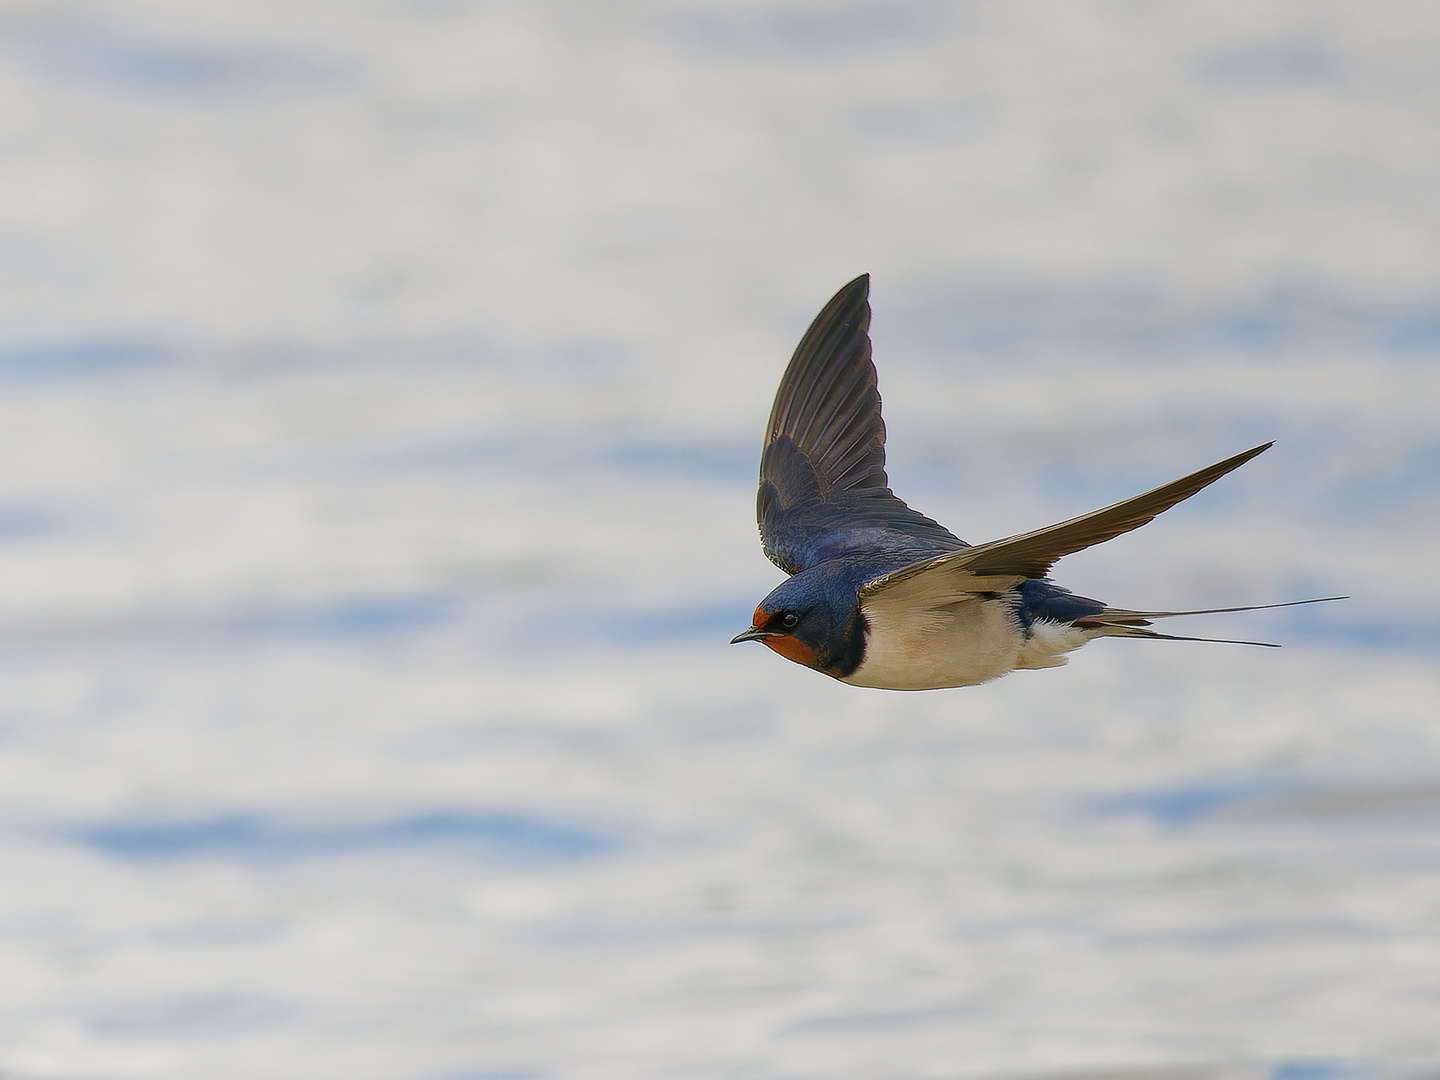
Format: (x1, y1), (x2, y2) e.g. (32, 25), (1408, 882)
(843, 593), (1098, 690)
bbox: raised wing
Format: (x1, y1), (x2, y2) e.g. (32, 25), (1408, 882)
(859, 442), (1273, 604)
(757, 274), (965, 575)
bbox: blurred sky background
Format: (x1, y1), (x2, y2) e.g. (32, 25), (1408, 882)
(0, 2), (1437, 1078)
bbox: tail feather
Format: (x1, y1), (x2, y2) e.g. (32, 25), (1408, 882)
(1074, 595), (1346, 648)
(1097, 624), (1283, 648)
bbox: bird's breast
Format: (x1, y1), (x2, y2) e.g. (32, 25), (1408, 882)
(843, 592), (1028, 690)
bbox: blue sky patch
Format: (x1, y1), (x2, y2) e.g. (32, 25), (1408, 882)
(0, 504), (68, 543)
(1199, 44), (1340, 88)
(1269, 1061), (1372, 1080)
(1280, 618), (1440, 653)
(0, 340), (168, 385)
(29, 26), (264, 94)
(68, 810), (616, 864)
(1086, 775), (1306, 827)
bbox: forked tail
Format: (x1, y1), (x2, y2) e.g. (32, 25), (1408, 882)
(1073, 595), (1347, 647)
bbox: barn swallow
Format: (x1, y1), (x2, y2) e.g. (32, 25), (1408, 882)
(731, 274), (1341, 690)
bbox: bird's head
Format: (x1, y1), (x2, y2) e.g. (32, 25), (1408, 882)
(730, 565), (867, 678)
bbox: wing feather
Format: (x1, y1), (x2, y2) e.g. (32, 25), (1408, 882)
(757, 275), (965, 574)
(860, 443), (1273, 601)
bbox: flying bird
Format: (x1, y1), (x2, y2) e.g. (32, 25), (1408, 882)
(731, 274), (1340, 690)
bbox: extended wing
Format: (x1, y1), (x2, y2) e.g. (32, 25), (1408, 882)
(758, 274), (966, 575)
(859, 443), (1273, 605)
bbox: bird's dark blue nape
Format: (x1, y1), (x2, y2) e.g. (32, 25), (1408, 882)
(732, 274), (1343, 690)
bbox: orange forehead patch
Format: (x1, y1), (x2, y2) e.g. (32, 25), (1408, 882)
(763, 634), (817, 668)
(752, 604), (768, 627)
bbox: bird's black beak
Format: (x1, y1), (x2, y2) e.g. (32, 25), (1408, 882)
(730, 626), (768, 644)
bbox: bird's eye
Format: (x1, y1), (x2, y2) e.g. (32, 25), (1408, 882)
(778, 611), (800, 630)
